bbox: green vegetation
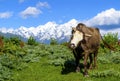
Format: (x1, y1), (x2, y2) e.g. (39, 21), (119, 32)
(27, 36), (38, 45)
(102, 33), (119, 49)
(103, 33), (118, 45)
(0, 33), (120, 81)
(50, 38), (58, 45)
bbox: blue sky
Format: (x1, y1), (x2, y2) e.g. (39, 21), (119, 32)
(0, 0), (120, 29)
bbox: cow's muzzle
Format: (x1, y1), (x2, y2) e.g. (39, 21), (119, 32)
(69, 43), (76, 49)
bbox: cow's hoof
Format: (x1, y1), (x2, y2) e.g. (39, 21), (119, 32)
(89, 67), (93, 70)
(84, 72), (89, 77)
(76, 69), (80, 72)
(93, 66), (98, 69)
(76, 67), (80, 72)
(89, 65), (93, 70)
(84, 74), (89, 77)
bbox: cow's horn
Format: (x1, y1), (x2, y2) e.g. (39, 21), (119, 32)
(85, 34), (92, 37)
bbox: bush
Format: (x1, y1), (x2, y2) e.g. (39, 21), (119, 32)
(60, 42), (69, 47)
(20, 41), (25, 48)
(27, 36), (38, 45)
(10, 37), (21, 45)
(47, 45), (73, 66)
(102, 32), (118, 48)
(111, 55), (120, 64)
(50, 38), (58, 45)
(91, 69), (120, 78)
(98, 52), (120, 64)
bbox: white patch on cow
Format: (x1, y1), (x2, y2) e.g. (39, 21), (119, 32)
(70, 30), (83, 47)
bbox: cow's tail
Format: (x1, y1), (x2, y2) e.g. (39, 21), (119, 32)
(101, 35), (116, 51)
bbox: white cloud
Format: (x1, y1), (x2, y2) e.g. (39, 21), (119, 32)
(20, 7), (41, 19)
(19, 2), (50, 19)
(84, 8), (120, 26)
(0, 27), (14, 33)
(0, 12), (12, 19)
(36, 2), (50, 8)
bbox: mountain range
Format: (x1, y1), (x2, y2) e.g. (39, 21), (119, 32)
(0, 19), (78, 43)
(0, 19), (120, 44)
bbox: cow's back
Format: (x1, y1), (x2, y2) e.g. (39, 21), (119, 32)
(76, 23), (101, 52)
(86, 27), (101, 49)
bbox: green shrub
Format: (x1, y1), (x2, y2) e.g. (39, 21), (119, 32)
(98, 52), (120, 64)
(60, 42), (69, 47)
(102, 32), (118, 48)
(27, 36), (38, 45)
(10, 37), (21, 45)
(50, 38), (58, 45)
(91, 69), (120, 78)
(47, 45), (73, 66)
(111, 55), (120, 64)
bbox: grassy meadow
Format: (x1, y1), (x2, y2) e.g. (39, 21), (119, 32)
(0, 33), (120, 81)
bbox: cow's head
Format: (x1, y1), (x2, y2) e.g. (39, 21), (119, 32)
(69, 27), (91, 49)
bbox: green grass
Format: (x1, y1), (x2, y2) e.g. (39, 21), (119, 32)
(13, 61), (120, 81)
(13, 57), (84, 81)
(1, 34), (120, 81)
(0, 43), (120, 81)
(13, 55), (120, 81)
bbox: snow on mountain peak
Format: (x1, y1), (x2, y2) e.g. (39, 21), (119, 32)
(0, 19), (78, 43)
(67, 19), (78, 24)
(45, 21), (57, 27)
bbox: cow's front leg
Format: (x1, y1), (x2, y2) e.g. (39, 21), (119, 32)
(73, 50), (80, 72)
(75, 57), (80, 72)
(84, 52), (89, 77)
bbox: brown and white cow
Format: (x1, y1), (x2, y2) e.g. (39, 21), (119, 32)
(69, 23), (102, 77)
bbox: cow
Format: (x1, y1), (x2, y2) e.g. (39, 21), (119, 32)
(69, 23), (113, 77)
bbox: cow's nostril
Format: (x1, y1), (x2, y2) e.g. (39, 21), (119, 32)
(70, 43), (75, 49)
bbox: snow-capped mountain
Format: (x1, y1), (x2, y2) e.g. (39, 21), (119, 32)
(0, 18), (120, 44)
(0, 19), (78, 43)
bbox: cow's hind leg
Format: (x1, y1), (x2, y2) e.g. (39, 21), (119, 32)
(93, 50), (98, 69)
(89, 54), (93, 70)
(84, 52), (89, 77)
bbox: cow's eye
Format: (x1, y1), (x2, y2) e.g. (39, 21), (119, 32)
(72, 30), (75, 34)
(77, 27), (81, 31)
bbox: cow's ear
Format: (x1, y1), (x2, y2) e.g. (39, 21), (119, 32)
(85, 33), (92, 37)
